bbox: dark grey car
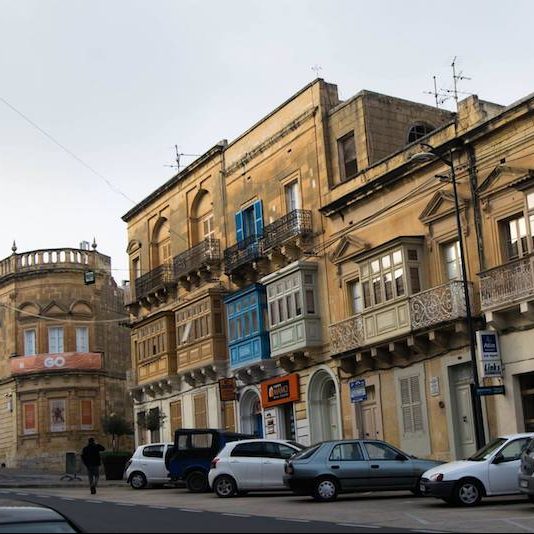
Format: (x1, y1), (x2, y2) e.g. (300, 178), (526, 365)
(283, 439), (443, 502)
(519, 437), (534, 501)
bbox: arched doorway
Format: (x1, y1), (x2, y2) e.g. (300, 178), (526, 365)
(240, 389), (264, 438)
(308, 369), (341, 443)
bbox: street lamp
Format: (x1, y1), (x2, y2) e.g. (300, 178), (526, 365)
(411, 143), (486, 451)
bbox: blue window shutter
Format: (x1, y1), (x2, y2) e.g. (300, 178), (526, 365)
(235, 211), (244, 242)
(254, 200), (264, 237)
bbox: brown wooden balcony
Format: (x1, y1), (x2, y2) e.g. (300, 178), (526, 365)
(224, 234), (264, 275)
(479, 255), (534, 328)
(261, 209), (313, 255)
(329, 281), (472, 360)
(134, 263), (174, 303)
(173, 238), (221, 288)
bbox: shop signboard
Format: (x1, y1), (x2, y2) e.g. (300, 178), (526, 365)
(476, 330), (503, 378)
(261, 374), (300, 408)
(218, 378), (237, 402)
(350, 379), (367, 403)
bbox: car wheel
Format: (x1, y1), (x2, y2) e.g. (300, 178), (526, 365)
(411, 478), (423, 497)
(214, 475), (237, 498)
(186, 471), (209, 493)
(129, 472), (147, 490)
(312, 477), (339, 502)
(453, 479), (483, 507)
(527, 494), (534, 503)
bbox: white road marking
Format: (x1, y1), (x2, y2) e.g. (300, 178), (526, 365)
(337, 524), (370, 529)
(116, 503), (136, 507)
(86, 500), (103, 504)
(503, 519), (534, 533)
(276, 518), (310, 523)
(60, 497), (75, 501)
(222, 513), (250, 518)
(149, 506), (169, 510)
(15, 492), (28, 496)
(404, 512), (430, 525)
(179, 508), (203, 513)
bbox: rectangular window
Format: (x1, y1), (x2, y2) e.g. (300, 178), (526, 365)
(338, 132), (357, 181)
(223, 402), (235, 433)
(278, 299), (285, 322)
(24, 329), (36, 356)
(50, 399), (66, 432)
(400, 376), (424, 435)
(362, 281), (371, 308)
(306, 289), (315, 314)
(170, 400), (182, 431)
(75, 327), (89, 353)
(285, 180), (301, 212)
(48, 327), (64, 354)
(443, 241), (462, 281)
(23, 402), (37, 435)
(348, 282), (363, 314)
(80, 399), (93, 430)
(501, 215), (528, 261)
(270, 302), (278, 326)
(372, 276), (382, 304)
(384, 273), (394, 301)
(132, 257), (141, 279)
(194, 394), (208, 428)
(286, 295), (294, 319)
(395, 268), (405, 296)
(410, 267), (421, 294)
(294, 291), (302, 316)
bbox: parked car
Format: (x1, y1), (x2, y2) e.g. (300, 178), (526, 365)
(208, 439), (305, 497)
(283, 439), (442, 502)
(124, 442), (174, 489)
(518, 436), (534, 501)
(421, 433), (534, 506)
(165, 428), (254, 492)
(0, 497), (82, 533)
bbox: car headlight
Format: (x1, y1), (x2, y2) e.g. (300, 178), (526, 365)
(430, 473), (444, 482)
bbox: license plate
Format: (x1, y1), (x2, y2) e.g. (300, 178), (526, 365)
(420, 483), (426, 492)
(521, 480), (529, 488)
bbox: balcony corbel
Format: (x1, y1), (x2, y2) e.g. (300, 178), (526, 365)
(371, 347), (392, 369)
(388, 342), (410, 365)
(339, 355), (357, 375)
(276, 356), (295, 373)
(428, 330), (449, 350)
(407, 335), (429, 356)
(183, 372), (196, 387)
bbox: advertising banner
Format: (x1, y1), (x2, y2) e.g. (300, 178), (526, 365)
(476, 331), (503, 379)
(11, 352), (102, 375)
(261, 374), (300, 408)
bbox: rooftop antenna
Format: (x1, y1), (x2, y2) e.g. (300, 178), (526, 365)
(164, 145), (201, 173)
(424, 75), (445, 108)
(446, 56), (472, 108)
(311, 64), (322, 78)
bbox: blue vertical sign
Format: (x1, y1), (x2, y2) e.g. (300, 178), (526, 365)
(350, 379), (367, 403)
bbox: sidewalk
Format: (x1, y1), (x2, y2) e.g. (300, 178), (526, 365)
(0, 467), (125, 488)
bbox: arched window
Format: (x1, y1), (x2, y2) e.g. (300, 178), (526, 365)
(408, 123), (435, 144)
(190, 190), (213, 246)
(151, 218), (171, 269)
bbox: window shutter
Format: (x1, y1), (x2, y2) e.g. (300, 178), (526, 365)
(170, 401), (182, 432)
(235, 211), (244, 242)
(400, 375), (424, 435)
(194, 394), (207, 428)
(253, 200), (264, 237)
(410, 376), (424, 432)
(400, 378), (413, 434)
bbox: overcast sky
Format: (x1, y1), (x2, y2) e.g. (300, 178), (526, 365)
(1, 0), (533, 280)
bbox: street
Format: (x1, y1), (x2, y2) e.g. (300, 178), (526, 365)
(2, 485), (534, 533)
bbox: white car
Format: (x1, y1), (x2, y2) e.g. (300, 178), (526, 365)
(421, 433), (534, 506)
(124, 442), (174, 489)
(208, 439), (304, 497)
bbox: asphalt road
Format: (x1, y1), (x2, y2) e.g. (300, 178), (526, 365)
(1, 490), (429, 533)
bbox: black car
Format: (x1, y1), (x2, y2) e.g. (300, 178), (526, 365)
(519, 437), (534, 501)
(165, 428), (253, 492)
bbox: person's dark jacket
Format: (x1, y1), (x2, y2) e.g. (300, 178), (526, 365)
(81, 443), (105, 467)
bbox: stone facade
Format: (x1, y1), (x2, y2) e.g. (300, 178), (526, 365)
(0, 245), (131, 469)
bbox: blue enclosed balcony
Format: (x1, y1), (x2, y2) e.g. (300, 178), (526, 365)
(224, 284), (270, 369)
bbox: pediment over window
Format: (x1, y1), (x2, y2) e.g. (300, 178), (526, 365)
(42, 301), (68, 317)
(18, 301), (41, 319)
(419, 190), (468, 225)
(478, 165), (534, 198)
(70, 300), (93, 317)
(329, 234), (369, 264)
(126, 239), (142, 255)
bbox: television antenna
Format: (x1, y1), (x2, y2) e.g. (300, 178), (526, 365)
(164, 145), (201, 173)
(311, 64), (323, 78)
(424, 75), (449, 108)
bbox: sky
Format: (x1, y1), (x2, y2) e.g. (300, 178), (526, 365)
(1, 0), (533, 280)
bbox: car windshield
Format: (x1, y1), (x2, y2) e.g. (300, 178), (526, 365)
(0, 521), (77, 533)
(286, 440), (306, 450)
(291, 444), (321, 461)
(468, 438), (507, 461)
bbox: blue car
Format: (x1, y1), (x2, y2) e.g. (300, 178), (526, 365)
(165, 428), (253, 492)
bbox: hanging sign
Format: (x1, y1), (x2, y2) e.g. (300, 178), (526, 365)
(350, 379), (367, 403)
(218, 378), (237, 402)
(476, 330), (503, 378)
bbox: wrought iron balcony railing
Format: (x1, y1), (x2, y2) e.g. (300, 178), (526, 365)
(479, 255), (534, 310)
(134, 263), (174, 301)
(261, 209), (313, 252)
(173, 238), (221, 279)
(329, 281), (471, 355)
(224, 234), (263, 274)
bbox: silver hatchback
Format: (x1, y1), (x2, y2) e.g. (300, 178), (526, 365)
(284, 439), (443, 502)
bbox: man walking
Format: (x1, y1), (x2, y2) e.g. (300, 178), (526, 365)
(81, 437), (105, 494)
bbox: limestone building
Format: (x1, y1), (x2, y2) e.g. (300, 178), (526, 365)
(0, 243), (131, 469)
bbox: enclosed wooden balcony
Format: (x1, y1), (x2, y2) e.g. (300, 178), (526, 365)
(479, 255), (534, 328)
(173, 238), (221, 289)
(134, 263), (174, 304)
(329, 281), (472, 372)
(262, 209), (313, 261)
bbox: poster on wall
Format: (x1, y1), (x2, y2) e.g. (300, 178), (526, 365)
(476, 330), (503, 378)
(23, 403), (37, 435)
(50, 399), (66, 432)
(80, 399), (93, 430)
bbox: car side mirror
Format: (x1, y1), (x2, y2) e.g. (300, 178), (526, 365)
(493, 453), (505, 465)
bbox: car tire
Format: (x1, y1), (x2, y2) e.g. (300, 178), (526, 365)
(186, 471), (209, 493)
(312, 477), (339, 502)
(453, 479), (483, 507)
(213, 475), (237, 498)
(411, 478), (423, 497)
(129, 472), (147, 490)
(527, 494), (534, 503)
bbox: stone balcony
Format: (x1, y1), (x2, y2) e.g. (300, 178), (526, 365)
(329, 281), (472, 373)
(173, 238), (221, 289)
(0, 247), (111, 281)
(479, 255), (534, 328)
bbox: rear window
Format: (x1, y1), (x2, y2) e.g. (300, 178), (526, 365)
(191, 433), (213, 448)
(142, 445), (164, 458)
(291, 444), (321, 461)
(231, 442), (265, 458)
